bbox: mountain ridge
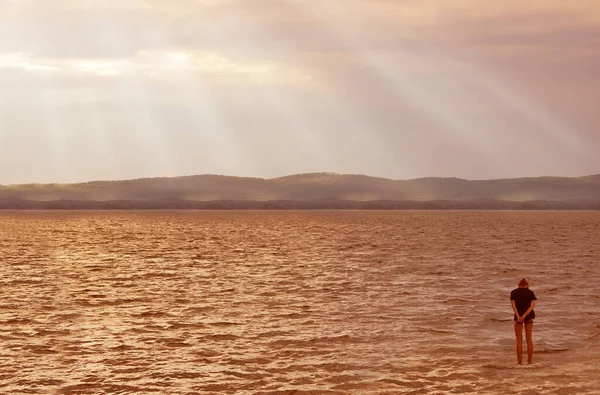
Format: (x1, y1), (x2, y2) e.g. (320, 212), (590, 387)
(3, 171), (600, 185)
(1, 173), (599, 204)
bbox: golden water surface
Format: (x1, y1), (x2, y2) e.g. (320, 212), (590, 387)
(1, 210), (599, 394)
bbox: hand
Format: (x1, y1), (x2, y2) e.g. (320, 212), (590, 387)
(517, 316), (524, 323)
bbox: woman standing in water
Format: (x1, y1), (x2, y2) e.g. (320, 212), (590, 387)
(510, 278), (537, 364)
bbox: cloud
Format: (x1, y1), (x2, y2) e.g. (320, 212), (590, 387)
(1, 0), (598, 60)
(0, 50), (313, 88)
(0, 0), (598, 182)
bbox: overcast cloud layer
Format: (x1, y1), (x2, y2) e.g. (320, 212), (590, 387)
(1, 0), (599, 184)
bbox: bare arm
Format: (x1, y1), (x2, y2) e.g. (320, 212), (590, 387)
(511, 300), (521, 320)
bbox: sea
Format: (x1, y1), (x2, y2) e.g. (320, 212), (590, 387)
(1, 210), (599, 394)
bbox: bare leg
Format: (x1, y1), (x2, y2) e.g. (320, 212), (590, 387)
(525, 321), (534, 364)
(514, 322), (523, 364)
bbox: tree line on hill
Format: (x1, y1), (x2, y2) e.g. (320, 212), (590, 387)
(1, 198), (599, 210)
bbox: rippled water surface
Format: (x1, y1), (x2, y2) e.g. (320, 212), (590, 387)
(1, 210), (599, 394)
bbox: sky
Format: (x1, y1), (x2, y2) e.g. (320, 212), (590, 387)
(0, 0), (599, 184)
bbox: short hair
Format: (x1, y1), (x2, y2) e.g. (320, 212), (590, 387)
(519, 278), (529, 287)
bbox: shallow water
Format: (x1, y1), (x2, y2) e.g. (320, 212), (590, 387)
(1, 210), (599, 394)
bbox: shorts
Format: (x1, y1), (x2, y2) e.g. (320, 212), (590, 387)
(514, 318), (534, 325)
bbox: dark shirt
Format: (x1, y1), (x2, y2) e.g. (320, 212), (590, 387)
(510, 287), (537, 321)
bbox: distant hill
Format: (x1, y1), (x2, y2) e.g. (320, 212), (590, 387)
(1, 173), (599, 209)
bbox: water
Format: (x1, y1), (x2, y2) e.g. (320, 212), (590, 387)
(1, 210), (599, 394)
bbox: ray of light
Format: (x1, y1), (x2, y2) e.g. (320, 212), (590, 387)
(20, 15), (74, 184)
(151, 17), (251, 179)
(3, 0), (594, 183)
(211, 1), (398, 177)
(453, 59), (594, 159)
(71, 11), (175, 181)
(203, 9), (332, 175)
(292, 0), (596, 177)
(280, 0), (509, 177)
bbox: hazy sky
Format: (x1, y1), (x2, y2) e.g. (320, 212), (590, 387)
(1, 0), (599, 184)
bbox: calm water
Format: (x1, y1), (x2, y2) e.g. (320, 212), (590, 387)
(1, 210), (599, 394)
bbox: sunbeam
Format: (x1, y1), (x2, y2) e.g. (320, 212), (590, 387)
(200, 5), (332, 175)
(0, 0), (598, 183)
(288, 0), (501, 153)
